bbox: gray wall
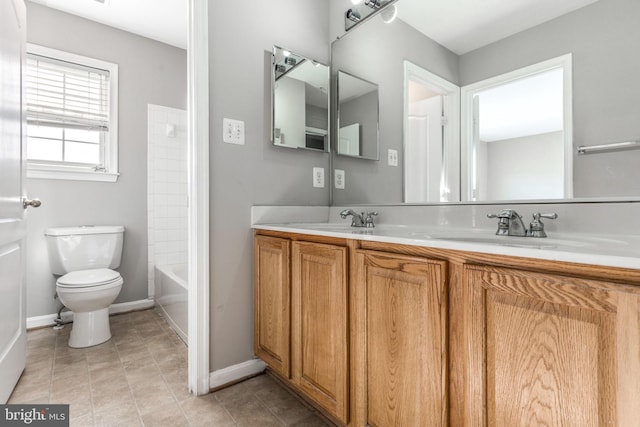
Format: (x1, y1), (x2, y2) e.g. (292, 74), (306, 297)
(339, 90), (378, 158)
(209, 0), (330, 370)
(332, 15), (459, 205)
(25, 2), (187, 317)
(459, 0), (640, 198)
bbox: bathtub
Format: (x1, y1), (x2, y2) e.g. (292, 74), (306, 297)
(155, 264), (188, 343)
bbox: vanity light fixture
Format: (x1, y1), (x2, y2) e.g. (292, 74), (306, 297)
(346, 9), (361, 23)
(346, 0), (397, 30)
(365, 0), (382, 9)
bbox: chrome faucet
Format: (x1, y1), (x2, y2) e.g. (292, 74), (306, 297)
(487, 209), (527, 236)
(340, 209), (378, 228)
(488, 209), (558, 237)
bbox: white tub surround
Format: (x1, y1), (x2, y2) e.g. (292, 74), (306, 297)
(155, 264), (188, 343)
(147, 104), (188, 299)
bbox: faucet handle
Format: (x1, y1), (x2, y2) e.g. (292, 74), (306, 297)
(364, 212), (378, 228)
(487, 209), (520, 219)
(536, 213), (558, 220)
(529, 213), (557, 238)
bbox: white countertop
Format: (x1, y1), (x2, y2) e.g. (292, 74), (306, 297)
(253, 223), (640, 270)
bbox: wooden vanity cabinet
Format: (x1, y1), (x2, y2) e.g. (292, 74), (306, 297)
(255, 231), (640, 426)
(254, 235), (291, 378)
(254, 234), (349, 424)
(460, 263), (640, 426)
(292, 241), (349, 424)
(353, 250), (448, 427)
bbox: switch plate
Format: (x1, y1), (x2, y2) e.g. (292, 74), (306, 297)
(388, 149), (398, 166)
(313, 167), (325, 188)
(334, 169), (345, 189)
(223, 118), (245, 145)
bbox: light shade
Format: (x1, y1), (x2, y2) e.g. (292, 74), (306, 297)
(381, 4), (398, 23)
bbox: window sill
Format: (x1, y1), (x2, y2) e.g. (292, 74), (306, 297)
(27, 166), (120, 183)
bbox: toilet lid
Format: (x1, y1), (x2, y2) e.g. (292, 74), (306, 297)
(57, 268), (122, 288)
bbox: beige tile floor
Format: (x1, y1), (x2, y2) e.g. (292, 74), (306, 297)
(9, 309), (330, 427)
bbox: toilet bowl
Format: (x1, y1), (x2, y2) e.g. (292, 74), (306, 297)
(45, 225), (125, 348)
(56, 268), (123, 348)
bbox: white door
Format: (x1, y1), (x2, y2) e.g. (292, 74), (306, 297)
(0, 0), (30, 404)
(405, 95), (443, 203)
(338, 123), (360, 156)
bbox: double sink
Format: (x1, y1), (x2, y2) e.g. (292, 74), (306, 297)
(255, 221), (640, 269)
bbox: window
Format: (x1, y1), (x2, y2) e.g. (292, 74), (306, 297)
(25, 44), (119, 182)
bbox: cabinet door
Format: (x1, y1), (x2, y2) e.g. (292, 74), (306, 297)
(291, 241), (349, 424)
(354, 250), (448, 427)
(463, 264), (640, 426)
(254, 235), (291, 378)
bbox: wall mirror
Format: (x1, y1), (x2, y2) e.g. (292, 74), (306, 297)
(337, 71), (379, 159)
(330, 0), (640, 205)
(272, 46), (329, 151)
(460, 54), (573, 202)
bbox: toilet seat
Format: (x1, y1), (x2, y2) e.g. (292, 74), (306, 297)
(57, 268), (122, 289)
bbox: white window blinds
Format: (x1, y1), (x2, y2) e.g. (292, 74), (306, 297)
(26, 53), (110, 131)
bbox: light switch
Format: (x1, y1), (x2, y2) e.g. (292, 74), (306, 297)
(388, 149), (398, 166)
(313, 167), (325, 188)
(334, 169), (345, 189)
(223, 118), (245, 145)
(166, 123), (176, 138)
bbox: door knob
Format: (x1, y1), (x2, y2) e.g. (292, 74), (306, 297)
(23, 198), (41, 209)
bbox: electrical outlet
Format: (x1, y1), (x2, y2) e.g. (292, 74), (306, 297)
(388, 149), (398, 166)
(313, 167), (325, 188)
(223, 118), (245, 145)
(334, 169), (345, 189)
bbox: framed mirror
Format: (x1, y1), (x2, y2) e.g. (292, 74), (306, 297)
(330, 0), (640, 205)
(272, 46), (329, 151)
(337, 71), (379, 160)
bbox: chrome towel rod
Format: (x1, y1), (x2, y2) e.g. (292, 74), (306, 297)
(577, 140), (640, 155)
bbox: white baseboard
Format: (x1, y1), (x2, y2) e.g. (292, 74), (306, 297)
(26, 298), (155, 330)
(26, 311), (75, 330)
(209, 359), (267, 390)
(110, 298), (155, 315)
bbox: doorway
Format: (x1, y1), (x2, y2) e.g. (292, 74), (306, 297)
(460, 54), (573, 201)
(403, 61), (460, 203)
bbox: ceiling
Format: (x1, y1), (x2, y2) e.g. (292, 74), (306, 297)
(396, 0), (599, 55)
(28, 0), (599, 57)
(29, 0), (188, 49)
(478, 68), (564, 142)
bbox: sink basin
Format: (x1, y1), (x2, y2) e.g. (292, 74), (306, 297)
(282, 223), (415, 234)
(286, 223), (352, 230)
(428, 234), (626, 250)
(431, 236), (562, 249)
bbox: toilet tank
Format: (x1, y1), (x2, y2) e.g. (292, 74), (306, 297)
(45, 226), (125, 275)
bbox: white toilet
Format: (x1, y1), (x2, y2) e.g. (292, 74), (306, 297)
(45, 225), (125, 348)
